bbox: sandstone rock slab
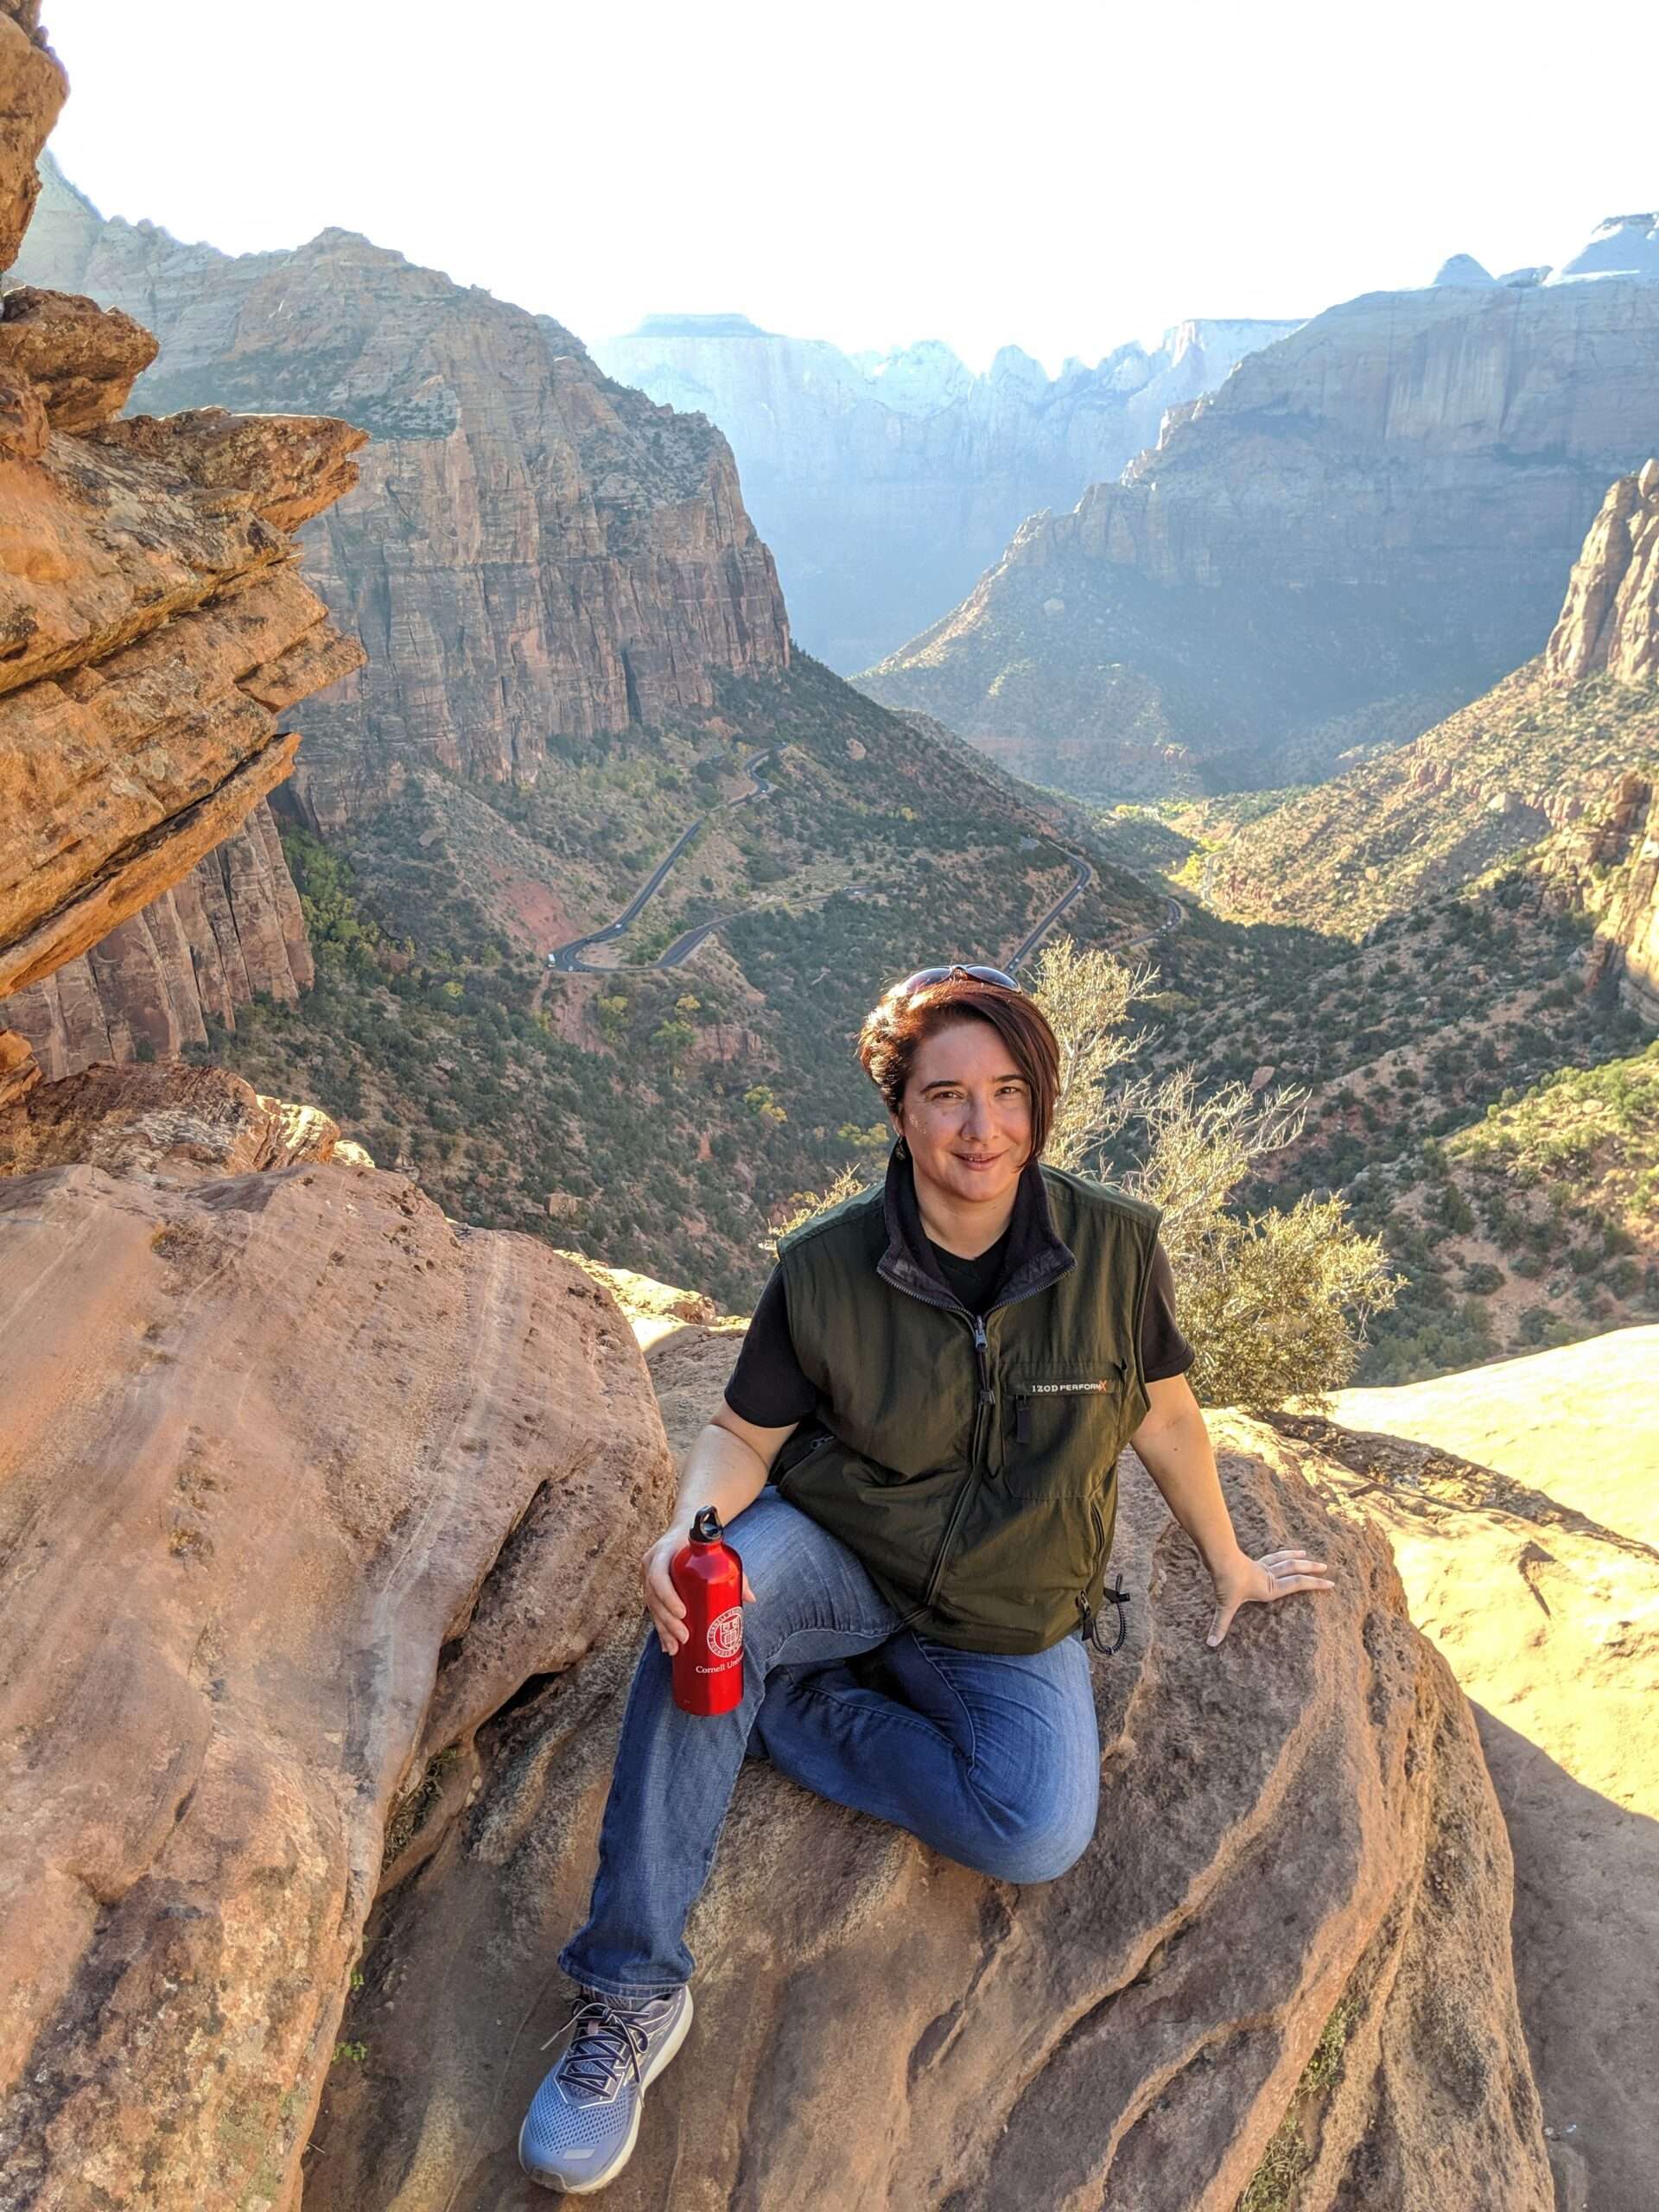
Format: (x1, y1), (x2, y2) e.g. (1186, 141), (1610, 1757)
(0, 1113), (676, 2209)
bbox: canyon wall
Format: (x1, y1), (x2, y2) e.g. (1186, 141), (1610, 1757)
(591, 312), (1298, 671)
(861, 263), (1659, 798)
(7, 799), (312, 1075)
(16, 157), (792, 837)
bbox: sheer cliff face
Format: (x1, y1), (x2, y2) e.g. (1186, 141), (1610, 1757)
(17, 162), (792, 836)
(8, 802), (313, 1076)
(592, 313), (1298, 671)
(861, 276), (1659, 797)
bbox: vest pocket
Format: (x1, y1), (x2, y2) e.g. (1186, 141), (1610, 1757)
(1008, 1370), (1124, 1479)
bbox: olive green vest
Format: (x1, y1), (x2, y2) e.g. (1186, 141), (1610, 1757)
(771, 1152), (1160, 1654)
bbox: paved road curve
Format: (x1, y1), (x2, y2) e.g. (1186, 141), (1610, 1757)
(545, 753), (774, 974)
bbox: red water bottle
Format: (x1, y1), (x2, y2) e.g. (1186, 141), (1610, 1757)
(669, 1506), (745, 1714)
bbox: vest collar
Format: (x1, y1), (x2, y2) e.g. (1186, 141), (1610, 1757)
(876, 1145), (1076, 1313)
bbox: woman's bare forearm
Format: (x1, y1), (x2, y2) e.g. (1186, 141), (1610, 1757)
(1129, 1403), (1247, 1577)
(668, 1419), (773, 1534)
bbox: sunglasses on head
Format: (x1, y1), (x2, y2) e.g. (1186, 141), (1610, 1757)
(898, 962), (1021, 995)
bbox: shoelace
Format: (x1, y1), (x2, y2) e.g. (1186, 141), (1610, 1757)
(543, 1993), (660, 2100)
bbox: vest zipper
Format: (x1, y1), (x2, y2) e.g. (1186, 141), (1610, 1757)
(921, 1313), (993, 1610)
(881, 1265), (1063, 1620)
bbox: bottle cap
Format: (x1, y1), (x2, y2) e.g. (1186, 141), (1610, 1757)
(690, 1506), (723, 1544)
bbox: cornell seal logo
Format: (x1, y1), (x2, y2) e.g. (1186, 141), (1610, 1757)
(706, 1605), (745, 1660)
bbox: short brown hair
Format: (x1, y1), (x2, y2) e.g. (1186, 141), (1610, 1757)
(857, 973), (1061, 1160)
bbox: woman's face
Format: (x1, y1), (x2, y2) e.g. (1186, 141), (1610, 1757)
(893, 1017), (1033, 1211)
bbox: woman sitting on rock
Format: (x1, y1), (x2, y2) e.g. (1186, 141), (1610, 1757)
(520, 962), (1333, 2194)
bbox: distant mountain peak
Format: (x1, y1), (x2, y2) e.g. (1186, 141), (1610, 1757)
(628, 313), (772, 340)
(1433, 253), (1496, 287)
(1553, 211), (1659, 283)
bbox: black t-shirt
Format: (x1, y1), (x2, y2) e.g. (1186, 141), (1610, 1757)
(724, 1229), (1195, 1429)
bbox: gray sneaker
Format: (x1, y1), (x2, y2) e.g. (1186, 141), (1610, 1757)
(518, 1985), (694, 2194)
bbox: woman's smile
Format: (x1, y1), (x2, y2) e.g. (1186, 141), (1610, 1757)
(893, 1017), (1035, 1236)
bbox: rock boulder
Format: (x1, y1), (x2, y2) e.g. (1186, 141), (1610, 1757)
(0, 1080), (675, 2209)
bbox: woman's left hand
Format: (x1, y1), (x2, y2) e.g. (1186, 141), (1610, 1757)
(1206, 1548), (1334, 1647)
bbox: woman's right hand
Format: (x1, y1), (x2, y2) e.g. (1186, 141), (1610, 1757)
(641, 1519), (694, 1655)
(640, 1517), (758, 1656)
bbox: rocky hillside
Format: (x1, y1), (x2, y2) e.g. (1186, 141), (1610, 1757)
(1191, 460), (1659, 941)
(16, 156), (792, 835)
(859, 255), (1659, 798)
(1130, 843), (1657, 1382)
(591, 312), (1296, 671)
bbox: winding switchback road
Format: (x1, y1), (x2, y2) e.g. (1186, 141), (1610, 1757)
(545, 752), (775, 974)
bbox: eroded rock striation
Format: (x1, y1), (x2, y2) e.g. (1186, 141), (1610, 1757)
(6, 798), (313, 1075)
(861, 273), (1659, 797)
(0, 88), (365, 1075)
(16, 158), (792, 835)
(0, 1072), (674, 2209)
(592, 313), (1297, 671)
(0, 411), (365, 997)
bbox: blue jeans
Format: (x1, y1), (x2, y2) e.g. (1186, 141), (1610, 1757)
(559, 1488), (1101, 1999)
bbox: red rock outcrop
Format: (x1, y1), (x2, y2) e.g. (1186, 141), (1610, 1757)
(0, 423), (365, 998)
(862, 279), (1659, 796)
(0, 81), (365, 1074)
(296, 1317), (1553, 2212)
(6, 799), (313, 1073)
(0, 3), (63, 270)
(0, 1057), (349, 1178)
(16, 162), (792, 835)
(0, 1079), (674, 2210)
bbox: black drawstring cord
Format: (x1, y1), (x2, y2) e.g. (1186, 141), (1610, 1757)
(1084, 1575), (1132, 1656)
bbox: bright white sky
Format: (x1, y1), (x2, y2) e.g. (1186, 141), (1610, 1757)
(41, 0), (1659, 373)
